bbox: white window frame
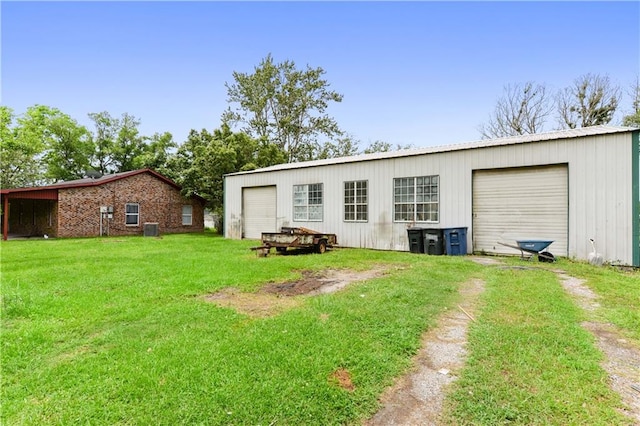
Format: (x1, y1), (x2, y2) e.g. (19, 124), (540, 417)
(182, 205), (193, 226)
(344, 180), (368, 222)
(293, 183), (323, 221)
(393, 175), (439, 222)
(125, 203), (140, 226)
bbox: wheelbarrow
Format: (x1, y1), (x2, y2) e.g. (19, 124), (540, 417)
(498, 239), (555, 263)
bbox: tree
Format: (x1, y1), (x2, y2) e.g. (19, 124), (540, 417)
(88, 111), (119, 174)
(0, 106), (41, 188)
(112, 113), (144, 172)
(314, 135), (360, 160)
(166, 125), (285, 232)
(479, 82), (551, 139)
(1, 105), (61, 188)
(134, 131), (177, 173)
(622, 77), (640, 128)
(557, 73), (621, 129)
(363, 140), (414, 154)
(222, 54), (344, 163)
(43, 113), (93, 182)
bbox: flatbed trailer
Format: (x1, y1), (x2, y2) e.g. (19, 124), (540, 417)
(255, 227), (337, 256)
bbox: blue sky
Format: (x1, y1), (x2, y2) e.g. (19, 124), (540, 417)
(2, 1), (639, 149)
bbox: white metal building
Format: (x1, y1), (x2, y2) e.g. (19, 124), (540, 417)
(224, 126), (640, 266)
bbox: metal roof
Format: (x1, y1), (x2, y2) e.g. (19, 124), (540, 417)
(0, 169), (206, 202)
(1, 169), (178, 193)
(225, 125), (636, 177)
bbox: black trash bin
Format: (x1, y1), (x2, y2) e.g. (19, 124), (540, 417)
(407, 228), (425, 253)
(424, 229), (444, 255)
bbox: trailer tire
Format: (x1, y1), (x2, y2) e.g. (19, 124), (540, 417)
(316, 240), (327, 254)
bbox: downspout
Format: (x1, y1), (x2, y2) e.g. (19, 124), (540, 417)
(632, 130), (639, 267)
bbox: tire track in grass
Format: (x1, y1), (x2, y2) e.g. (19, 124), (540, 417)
(556, 271), (640, 424)
(366, 277), (485, 425)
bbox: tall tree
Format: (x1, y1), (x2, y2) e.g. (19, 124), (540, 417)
(166, 125), (285, 232)
(1, 106), (40, 188)
(222, 54), (344, 163)
(133, 131), (177, 173)
(557, 73), (621, 129)
(43, 113), (93, 182)
(0, 105), (60, 188)
(112, 112), (144, 172)
(622, 77), (640, 128)
(88, 111), (119, 174)
(479, 82), (551, 139)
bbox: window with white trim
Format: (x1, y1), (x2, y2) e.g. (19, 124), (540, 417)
(344, 180), (368, 222)
(182, 205), (193, 225)
(293, 183), (323, 221)
(125, 203), (139, 226)
(393, 175), (439, 222)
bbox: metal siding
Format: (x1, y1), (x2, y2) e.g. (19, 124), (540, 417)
(242, 186), (276, 239)
(224, 131), (634, 264)
(473, 165), (568, 256)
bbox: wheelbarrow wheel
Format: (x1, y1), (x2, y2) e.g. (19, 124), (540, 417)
(538, 251), (555, 263)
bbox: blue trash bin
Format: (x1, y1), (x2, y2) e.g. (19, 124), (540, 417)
(443, 227), (468, 255)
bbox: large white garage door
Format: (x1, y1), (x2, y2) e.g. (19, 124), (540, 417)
(243, 186), (276, 239)
(473, 165), (568, 256)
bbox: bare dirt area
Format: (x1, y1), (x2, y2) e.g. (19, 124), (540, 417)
(366, 278), (486, 426)
(556, 271), (640, 423)
(202, 267), (389, 317)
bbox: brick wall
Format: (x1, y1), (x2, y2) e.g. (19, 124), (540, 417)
(57, 173), (204, 238)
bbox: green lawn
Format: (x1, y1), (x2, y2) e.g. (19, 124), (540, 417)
(443, 265), (633, 425)
(1, 234), (637, 425)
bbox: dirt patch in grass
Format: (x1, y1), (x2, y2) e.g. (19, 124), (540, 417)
(556, 271), (640, 423)
(203, 267), (389, 317)
(203, 287), (302, 317)
(367, 277), (486, 425)
(330, 368), (355, 392)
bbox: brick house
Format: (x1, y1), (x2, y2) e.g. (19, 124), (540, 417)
(1, 169), (206, 240)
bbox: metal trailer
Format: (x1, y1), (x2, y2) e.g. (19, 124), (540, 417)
(498, 239), (555, 262)
(255, 227), (337, 256)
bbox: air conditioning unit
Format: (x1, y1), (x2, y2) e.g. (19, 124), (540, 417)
(143, 222), (159, 237)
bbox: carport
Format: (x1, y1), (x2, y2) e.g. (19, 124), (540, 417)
(1, 188), (59, 240)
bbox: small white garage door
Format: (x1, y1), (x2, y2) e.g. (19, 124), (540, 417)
(473, 165), (568, 256)
(242, 186), (276, 239)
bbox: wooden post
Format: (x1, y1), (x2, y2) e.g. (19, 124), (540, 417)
(3, 195), (9, 241)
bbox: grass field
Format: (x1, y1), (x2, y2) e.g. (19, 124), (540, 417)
(1, 233), (638, 425)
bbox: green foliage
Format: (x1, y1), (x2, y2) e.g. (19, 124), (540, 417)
(167, 125), (284, 214)
(133, 131), (177, 173)
(88, 111), (148, 174)
(1, 105), (95, 187)
(43, 113), (93, 181)
(88, 111), (119, 174)
(223, 54), (345, 162)
(112, 112), (145, 172)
